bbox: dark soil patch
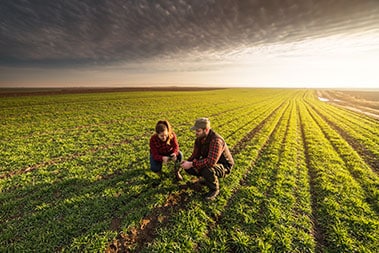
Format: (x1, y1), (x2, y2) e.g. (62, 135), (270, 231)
(105, 183), (197, 252)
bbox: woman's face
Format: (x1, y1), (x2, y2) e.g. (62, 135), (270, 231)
(158, 129), (168, 142)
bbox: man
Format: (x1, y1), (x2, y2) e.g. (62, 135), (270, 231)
(181, 118), (234, 201)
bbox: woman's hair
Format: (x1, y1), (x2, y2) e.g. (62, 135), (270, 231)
(155, 120), (174, 144)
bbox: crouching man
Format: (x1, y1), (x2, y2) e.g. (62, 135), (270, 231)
(181, 118), (234, 201)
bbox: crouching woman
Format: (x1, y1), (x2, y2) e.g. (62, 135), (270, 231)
(149, 120), (183, 180)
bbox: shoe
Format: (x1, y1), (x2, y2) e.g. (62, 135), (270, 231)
(204, 189), (219, 201)
(156, 171), (163, 179)
(174, 165), (183, 181)
(175, 170), (183, 181)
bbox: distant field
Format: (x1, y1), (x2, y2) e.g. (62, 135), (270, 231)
(342, 90), (379, 102)
(1, 88), (378, 252)
(318, 89), (379, 117)
(0, 87), (221, 97)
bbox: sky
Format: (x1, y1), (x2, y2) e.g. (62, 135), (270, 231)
(1, 0), (379, 88)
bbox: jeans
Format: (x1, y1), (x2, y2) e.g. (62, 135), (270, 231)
(150, 151), (183, 172)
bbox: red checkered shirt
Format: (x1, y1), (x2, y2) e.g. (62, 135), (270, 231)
(150, 133), (179, 162)
(188, 134), (224, 170)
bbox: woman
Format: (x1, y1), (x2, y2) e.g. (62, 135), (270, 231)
(149, 120), (183, 180)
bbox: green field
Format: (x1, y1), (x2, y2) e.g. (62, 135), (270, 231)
(1, 88), (378, 252)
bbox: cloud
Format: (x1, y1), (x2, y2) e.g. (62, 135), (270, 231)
(1, 0), (378, 69)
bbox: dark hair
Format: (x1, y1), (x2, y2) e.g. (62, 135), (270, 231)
(155, 120), (174, 144)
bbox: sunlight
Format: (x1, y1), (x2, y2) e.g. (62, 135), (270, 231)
(218, 31), (379, 87)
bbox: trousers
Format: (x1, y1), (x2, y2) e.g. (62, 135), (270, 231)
(185, 163), (228, 190)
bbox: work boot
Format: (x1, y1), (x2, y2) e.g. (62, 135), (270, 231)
(174, 164), (183, 181)
(204, 188), (219, 201)
(197, 177), (207, 185)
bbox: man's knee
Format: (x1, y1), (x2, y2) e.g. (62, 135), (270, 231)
(207, 164), (227, 178)
(185, 167), (200, 176)
(200, 167), (219, 190)
(200, 166), (216, 179)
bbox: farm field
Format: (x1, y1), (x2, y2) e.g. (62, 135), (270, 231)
(1, 88), (378, 252)
(317, 89), (379, 119)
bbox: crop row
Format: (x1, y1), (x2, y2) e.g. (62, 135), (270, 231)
(105, 92), (292, 252)
(304, 102), (379, 214)
(137, 99), (297, 252)
(1, 89), (295, 251)
(200, 98), (315, 252)
(298, 99), (379, 252)
(1, 89), (378, 252)
(0, 90), (275, 173)
(310, 95), (379, 160)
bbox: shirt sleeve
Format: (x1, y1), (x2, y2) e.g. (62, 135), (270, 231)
(150, 135), (163, 162)
(193, 137), (224, 170)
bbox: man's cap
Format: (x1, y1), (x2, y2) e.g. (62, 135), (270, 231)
(190, 117), (210, 130)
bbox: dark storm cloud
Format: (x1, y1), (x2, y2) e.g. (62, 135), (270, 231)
(1, 0), (378, 67)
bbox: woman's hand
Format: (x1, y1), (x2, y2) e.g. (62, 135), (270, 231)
(162, 156), (170, 164)
(170, 153), (177, 162)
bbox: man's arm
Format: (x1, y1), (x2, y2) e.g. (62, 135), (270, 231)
(192, 138), (223, 170)
(181, 140), (199, 170)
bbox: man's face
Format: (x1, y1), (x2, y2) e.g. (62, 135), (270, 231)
(195, 128), (207, 139)
(158, 129), (168, 142)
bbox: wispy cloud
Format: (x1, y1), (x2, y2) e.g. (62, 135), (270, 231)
(1, 0), (378, 68)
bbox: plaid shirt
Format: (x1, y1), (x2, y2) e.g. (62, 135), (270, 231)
(188, 131), (224, 170)
(150, 133), (179, 162)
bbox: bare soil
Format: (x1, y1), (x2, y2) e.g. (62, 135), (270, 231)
(317, 90), (379, 120)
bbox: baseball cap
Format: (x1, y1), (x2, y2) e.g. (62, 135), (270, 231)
(190, 117), (210, 130)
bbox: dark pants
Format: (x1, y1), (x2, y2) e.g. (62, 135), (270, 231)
(150, 151), (183, 172)
(185, 163), (228, 190)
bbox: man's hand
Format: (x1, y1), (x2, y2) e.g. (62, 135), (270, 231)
(181, 160), (193, 170)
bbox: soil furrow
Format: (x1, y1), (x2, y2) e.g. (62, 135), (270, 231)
(308, 103), (379, 173)
(304, 103), (379, 214)
(231, 101), (286, 155)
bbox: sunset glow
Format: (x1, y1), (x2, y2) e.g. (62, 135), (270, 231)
(1, 1), (379, 88)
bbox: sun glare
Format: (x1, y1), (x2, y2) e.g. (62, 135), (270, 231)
(212, 31), (379, 88)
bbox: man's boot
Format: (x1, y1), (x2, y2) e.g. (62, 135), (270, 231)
(204, 176), (219, 201)
(174, 163), (183, 181)
(205, 188), (219, 201)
